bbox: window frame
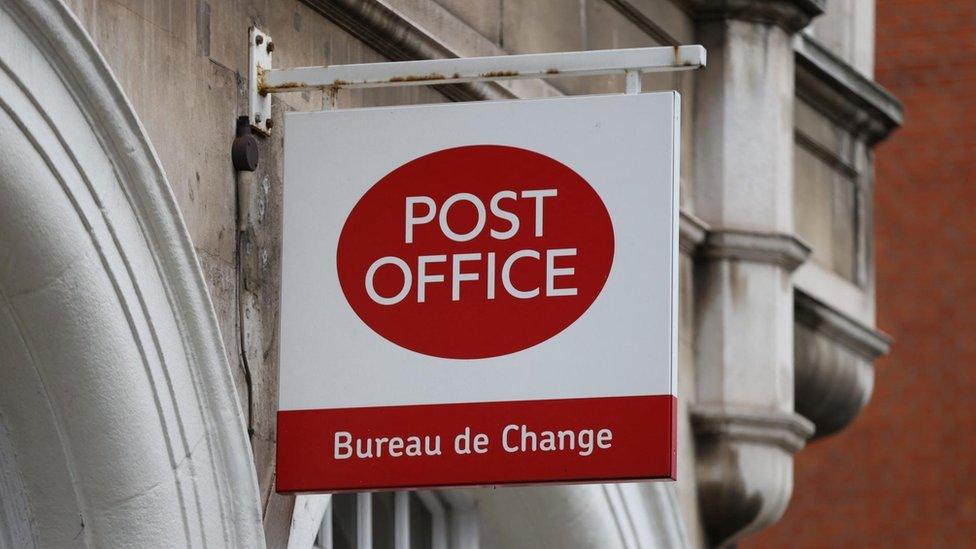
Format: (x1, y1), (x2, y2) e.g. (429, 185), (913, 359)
(304, 490), (452, 549)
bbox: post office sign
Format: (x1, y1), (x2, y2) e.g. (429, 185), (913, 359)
(277, 92), (679, 492)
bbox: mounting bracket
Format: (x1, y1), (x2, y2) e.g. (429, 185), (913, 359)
(247, 27), (705, 135)
(248, 27), (273, 136)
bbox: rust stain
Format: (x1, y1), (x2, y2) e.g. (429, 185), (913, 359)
(452, 73), (461, 79)
(545, 68), (560, 75)
(261, 79), (310, 94)
(257, 67), (268, 96)
(388, 73), (447, 83)
(480, 70), (519, 78)
(672, 46), (697, 67)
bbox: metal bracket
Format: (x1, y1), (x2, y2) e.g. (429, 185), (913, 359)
(248, 27), (273, 136)
(247, 26), (705, 134)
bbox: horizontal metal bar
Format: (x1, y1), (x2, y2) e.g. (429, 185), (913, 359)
(259, 45), (705, 93)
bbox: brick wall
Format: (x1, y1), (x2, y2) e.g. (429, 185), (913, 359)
(749, 0), (976, 546)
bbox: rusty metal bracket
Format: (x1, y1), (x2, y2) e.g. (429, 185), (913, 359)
(247, 26), (705, 133)
(248, 27), (273, 136)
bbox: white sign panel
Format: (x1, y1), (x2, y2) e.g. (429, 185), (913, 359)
(278, 92), (679, 492)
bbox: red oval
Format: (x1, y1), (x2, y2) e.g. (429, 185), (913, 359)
(337, 145), (614, 359)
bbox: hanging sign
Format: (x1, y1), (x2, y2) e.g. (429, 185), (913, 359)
(277, 92), (679, 492)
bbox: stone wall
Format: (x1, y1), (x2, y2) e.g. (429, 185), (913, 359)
(752, 0), (976, 545)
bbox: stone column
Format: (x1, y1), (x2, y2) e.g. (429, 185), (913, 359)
(685, 1), (822, 545)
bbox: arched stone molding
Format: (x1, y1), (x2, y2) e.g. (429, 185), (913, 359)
(0, 0), (264, 546)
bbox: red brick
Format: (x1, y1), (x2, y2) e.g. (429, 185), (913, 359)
(749, 0), (976, 545)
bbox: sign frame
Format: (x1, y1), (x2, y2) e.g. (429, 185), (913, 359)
(276, 91), (682, 493)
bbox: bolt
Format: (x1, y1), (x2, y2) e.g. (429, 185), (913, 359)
(254, 114), (263, 123)
(255, 35), (264, 45)
(267, 41), (275, 53)
(265, 118), (274, 129)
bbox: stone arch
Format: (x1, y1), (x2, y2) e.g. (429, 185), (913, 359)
(0, 0), (263, 546)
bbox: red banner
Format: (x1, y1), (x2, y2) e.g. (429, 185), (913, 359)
(277, 394), (675, 493)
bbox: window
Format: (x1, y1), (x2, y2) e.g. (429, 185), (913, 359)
(793, 97), (864, 284)
(312, 491), (448, 549)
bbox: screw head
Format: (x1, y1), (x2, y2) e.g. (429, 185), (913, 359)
(255, 35), (264, 45)
(254, 114), (263, 123)
(267, 41), (275, 53)
(265, 118), (274, 129)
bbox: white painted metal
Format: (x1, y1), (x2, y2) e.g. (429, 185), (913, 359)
(394, 492), (410, 549)
(248, 30), (704, 128)
(280, 94), (679, 412)
(625, 69), (641, 94)
(249, 26), (273, 135)
(356, 493), (372, 548)
(260, 45), (705, 93)
(317, 498), (333, 549)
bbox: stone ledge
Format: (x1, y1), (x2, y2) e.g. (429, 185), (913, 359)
(795, 33), (904, 144)
(681, 0), (825, 33)
(794, 290), (892, 437)
(795, 290), (892, 360)
(691, 405), (815, 453)
(699, 229), (812, 271)
(691, 404), (815, 545)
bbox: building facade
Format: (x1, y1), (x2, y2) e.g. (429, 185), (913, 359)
(0, 0), (900, 547)
(752, 0), (976, 546)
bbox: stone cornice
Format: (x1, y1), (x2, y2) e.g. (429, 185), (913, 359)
(681, 0), (825, 33)
(603, 0), (681, 46)
(691, 404), (815, 545)
(795, 33), (904, 145)
(795, 290), (892, 360)
(794, 290), (892, 438)
(302, 0), (498, 102)
(691, 405), (815, 453)
(679, 210), (709, 255)
(301, 0), (560, 103)
(699, 229), (811, 271)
